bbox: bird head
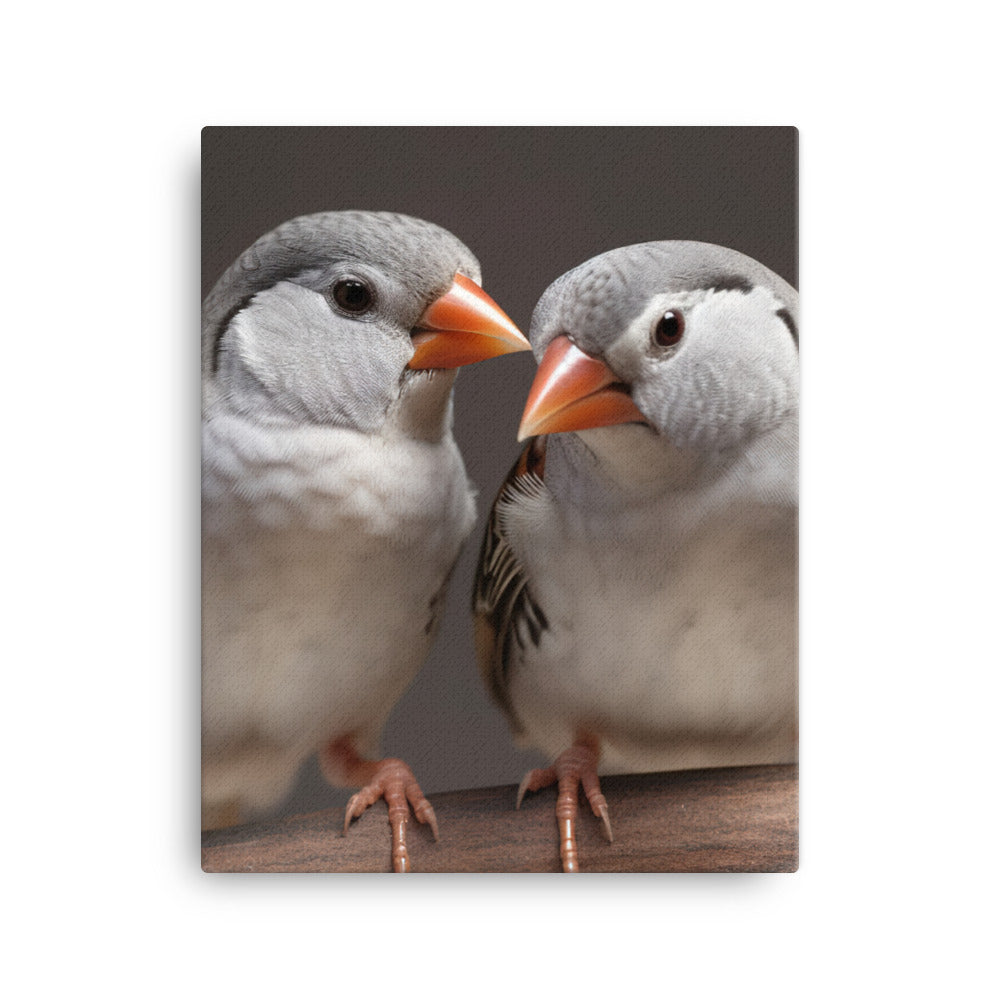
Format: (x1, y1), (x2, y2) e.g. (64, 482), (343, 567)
(202, 211), (528, 433)
(518, 241), (799, 458)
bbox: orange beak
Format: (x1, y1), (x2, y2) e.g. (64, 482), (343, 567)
(408, 273), (530, 370)
(517, 335), (648, 441)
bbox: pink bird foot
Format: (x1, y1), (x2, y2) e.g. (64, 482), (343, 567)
(517, 737), (612, 872)
(321, 739), (438, 873)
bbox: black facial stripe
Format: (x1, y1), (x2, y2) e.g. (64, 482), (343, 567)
(210, 294), (256, 375)
(776, 307), (799, 346)
(699, 275), (799, 347)
(702, 275), (755, 294)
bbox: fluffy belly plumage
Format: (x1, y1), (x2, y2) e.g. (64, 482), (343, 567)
(508, 506), (797, 774)
(202, 510), (460, 813)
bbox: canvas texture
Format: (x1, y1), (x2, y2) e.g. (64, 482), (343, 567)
(201, 126), (798, 873)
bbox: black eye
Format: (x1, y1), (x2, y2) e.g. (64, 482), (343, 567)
(653, 310), (684, 348)
(332, 278), (373, 313)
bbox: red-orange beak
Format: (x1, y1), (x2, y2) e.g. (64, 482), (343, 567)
(408, 273), (530, 370)
(517, 335), (648, 441)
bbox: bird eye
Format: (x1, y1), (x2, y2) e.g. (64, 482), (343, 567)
(653, 310), (684, 348)
(332, 278), (374, 314)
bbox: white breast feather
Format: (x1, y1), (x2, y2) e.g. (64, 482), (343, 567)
(504, 433), (797, 774)
(202, 409), (475, 812)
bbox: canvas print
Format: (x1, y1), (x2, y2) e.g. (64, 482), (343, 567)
(201, 127), (798, 873)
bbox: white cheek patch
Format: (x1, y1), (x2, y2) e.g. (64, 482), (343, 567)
(222, 281), (406, 430)
(228, 282), (333, 382)
(612, 285), (797, 453)
(697, 286), (790, 348)
(605, 289), (714, 379)
(610, 285), (793, 372)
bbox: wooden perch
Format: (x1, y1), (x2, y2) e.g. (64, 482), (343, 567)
(201, 763), (797, 873)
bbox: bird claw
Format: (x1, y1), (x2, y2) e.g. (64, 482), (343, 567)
(516, 765), (556, 809)
(343, 791), (367, 836)
(516, 774), (531, 810)
(341, 758), (438, 872)
(597, 803), (613, 844)
(516, 741), (610, 871)
(412, 797), (440, 842)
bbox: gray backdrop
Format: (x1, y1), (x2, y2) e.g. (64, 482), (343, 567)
(202, 126), (797, 818)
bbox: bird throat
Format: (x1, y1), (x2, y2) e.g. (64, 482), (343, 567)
(386, 368), (459, 443)
(570, 424), (705, 501)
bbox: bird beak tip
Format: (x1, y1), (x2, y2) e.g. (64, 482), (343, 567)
(517, 335), (647, 437)
(408, 274), (528, 370)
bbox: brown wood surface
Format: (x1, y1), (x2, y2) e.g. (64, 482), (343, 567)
(201, 763), (797, 874)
